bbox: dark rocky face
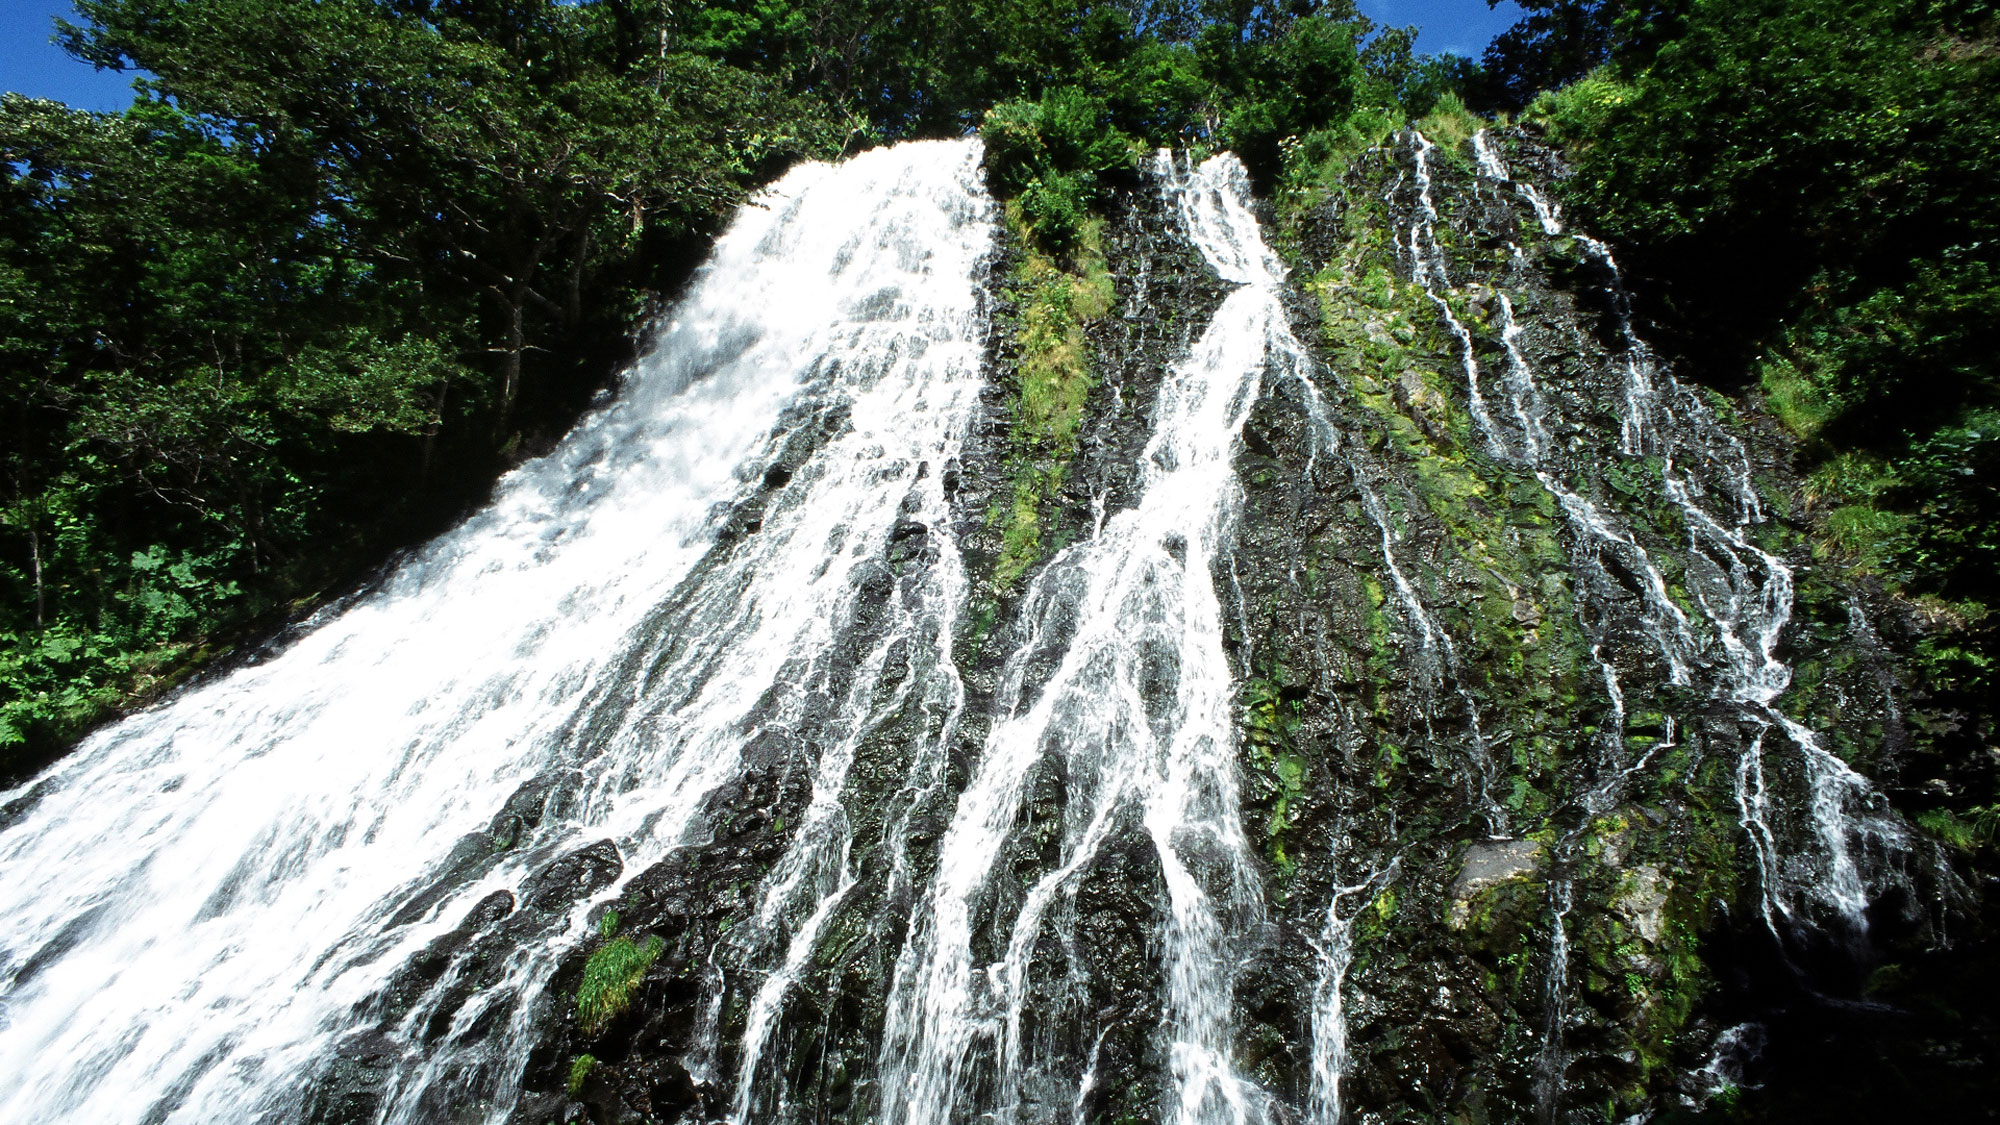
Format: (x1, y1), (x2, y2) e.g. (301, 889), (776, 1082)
(307, 137), (1987, 1125)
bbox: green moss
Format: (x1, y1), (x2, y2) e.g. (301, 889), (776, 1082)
(960, 596), (1002, 666)
(1759, 355), (1838, 439)
(1503, 775), (1548, 818)
(1374, 886), (1399, 922)
(566, 1053), (598, 1096)
(994, 477), (1050, 587)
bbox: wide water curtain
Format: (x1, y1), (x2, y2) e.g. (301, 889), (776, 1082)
(0, 139), (994, 1125)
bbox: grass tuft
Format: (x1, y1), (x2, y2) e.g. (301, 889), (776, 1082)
(1415, 91), (1484, 155)
(577, 931), (663, 1036)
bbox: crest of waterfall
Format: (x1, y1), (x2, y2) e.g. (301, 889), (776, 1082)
(0, 137), (994, 1125)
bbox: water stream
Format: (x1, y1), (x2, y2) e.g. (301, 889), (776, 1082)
(0, 138), (995, 1125)
(1454, 128), (1913, 1113)
(1467, 130), (1906, 934)
(876, 150), (1281, 1125)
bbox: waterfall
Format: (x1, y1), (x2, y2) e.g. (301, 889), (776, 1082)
(1465, 130), (1906, 935)
(0, 138), (994, 1125)
(0, 119), (1940, 1125)
(1448, 128), (1917, 1117)
(1406, 131), (1504, 459)
(876, 150), (1281, 1125)
(1304, 857), (1395, 1125)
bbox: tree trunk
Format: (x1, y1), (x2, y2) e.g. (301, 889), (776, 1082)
(497, 291), (526, 439)
(27, 521), (44, 630)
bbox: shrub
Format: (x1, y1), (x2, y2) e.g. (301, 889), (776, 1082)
(1416, 91), (1484, 152)
(1521, 67), (1635, 146)
(1019, 172), (1093, 253)
(981, 88), (1135, 254)
(980, 98), (1049, 197)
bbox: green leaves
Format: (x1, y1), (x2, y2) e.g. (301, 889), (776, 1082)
(270, 333), (460, 436)
(983, 86), (1138, 251)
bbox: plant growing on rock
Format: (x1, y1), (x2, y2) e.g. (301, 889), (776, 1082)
(576, 917), (662, 1037)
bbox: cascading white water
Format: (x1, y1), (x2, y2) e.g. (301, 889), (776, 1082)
(1304, 858), (1395, 1125)
(1446, 127), (1916, 1115)
(718, 363), (975, 1124)
(1355, 480), (1505, 833)
(876, 151), (1289, 1125)
(0, 117), (1931, 1125)
(0, 138), (994, 1125)
(1533, 877), (1575, 1124)
(1467, 132), (1905, 930)
(1407, 131), (1504, 459)
(1435, 136), (1694, 686)
(1491, 291), (1699, 687)
(1154, 154), (1434, 1125)
(1142, 152), (1436, 1125)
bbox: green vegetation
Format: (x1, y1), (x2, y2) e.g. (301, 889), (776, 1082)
(576, 916), (663, 1036)
(989, 203), (1112, 588)
(566, 1053), (598, 1096)
(982, 89), (1138, 254)
(1518, 69), (1635, 143)
(1500, 0), (2000, 838)
(1412, 91), (1483, 154)
(1917, 805), (2000, 854)
(1240, 670), (1308, 878)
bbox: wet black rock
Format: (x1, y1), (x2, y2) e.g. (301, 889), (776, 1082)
(347, 137), (1988, 1125)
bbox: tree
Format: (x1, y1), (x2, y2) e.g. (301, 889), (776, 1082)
(1, 0), (845, 775)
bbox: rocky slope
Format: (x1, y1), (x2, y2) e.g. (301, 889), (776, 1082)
(307, 134), (1988, 1125)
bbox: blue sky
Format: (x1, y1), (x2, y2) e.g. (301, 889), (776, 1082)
(1, 2), (139, 112)
(1, 0), (1524, 113)
(1363, 0), (1524, 58)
